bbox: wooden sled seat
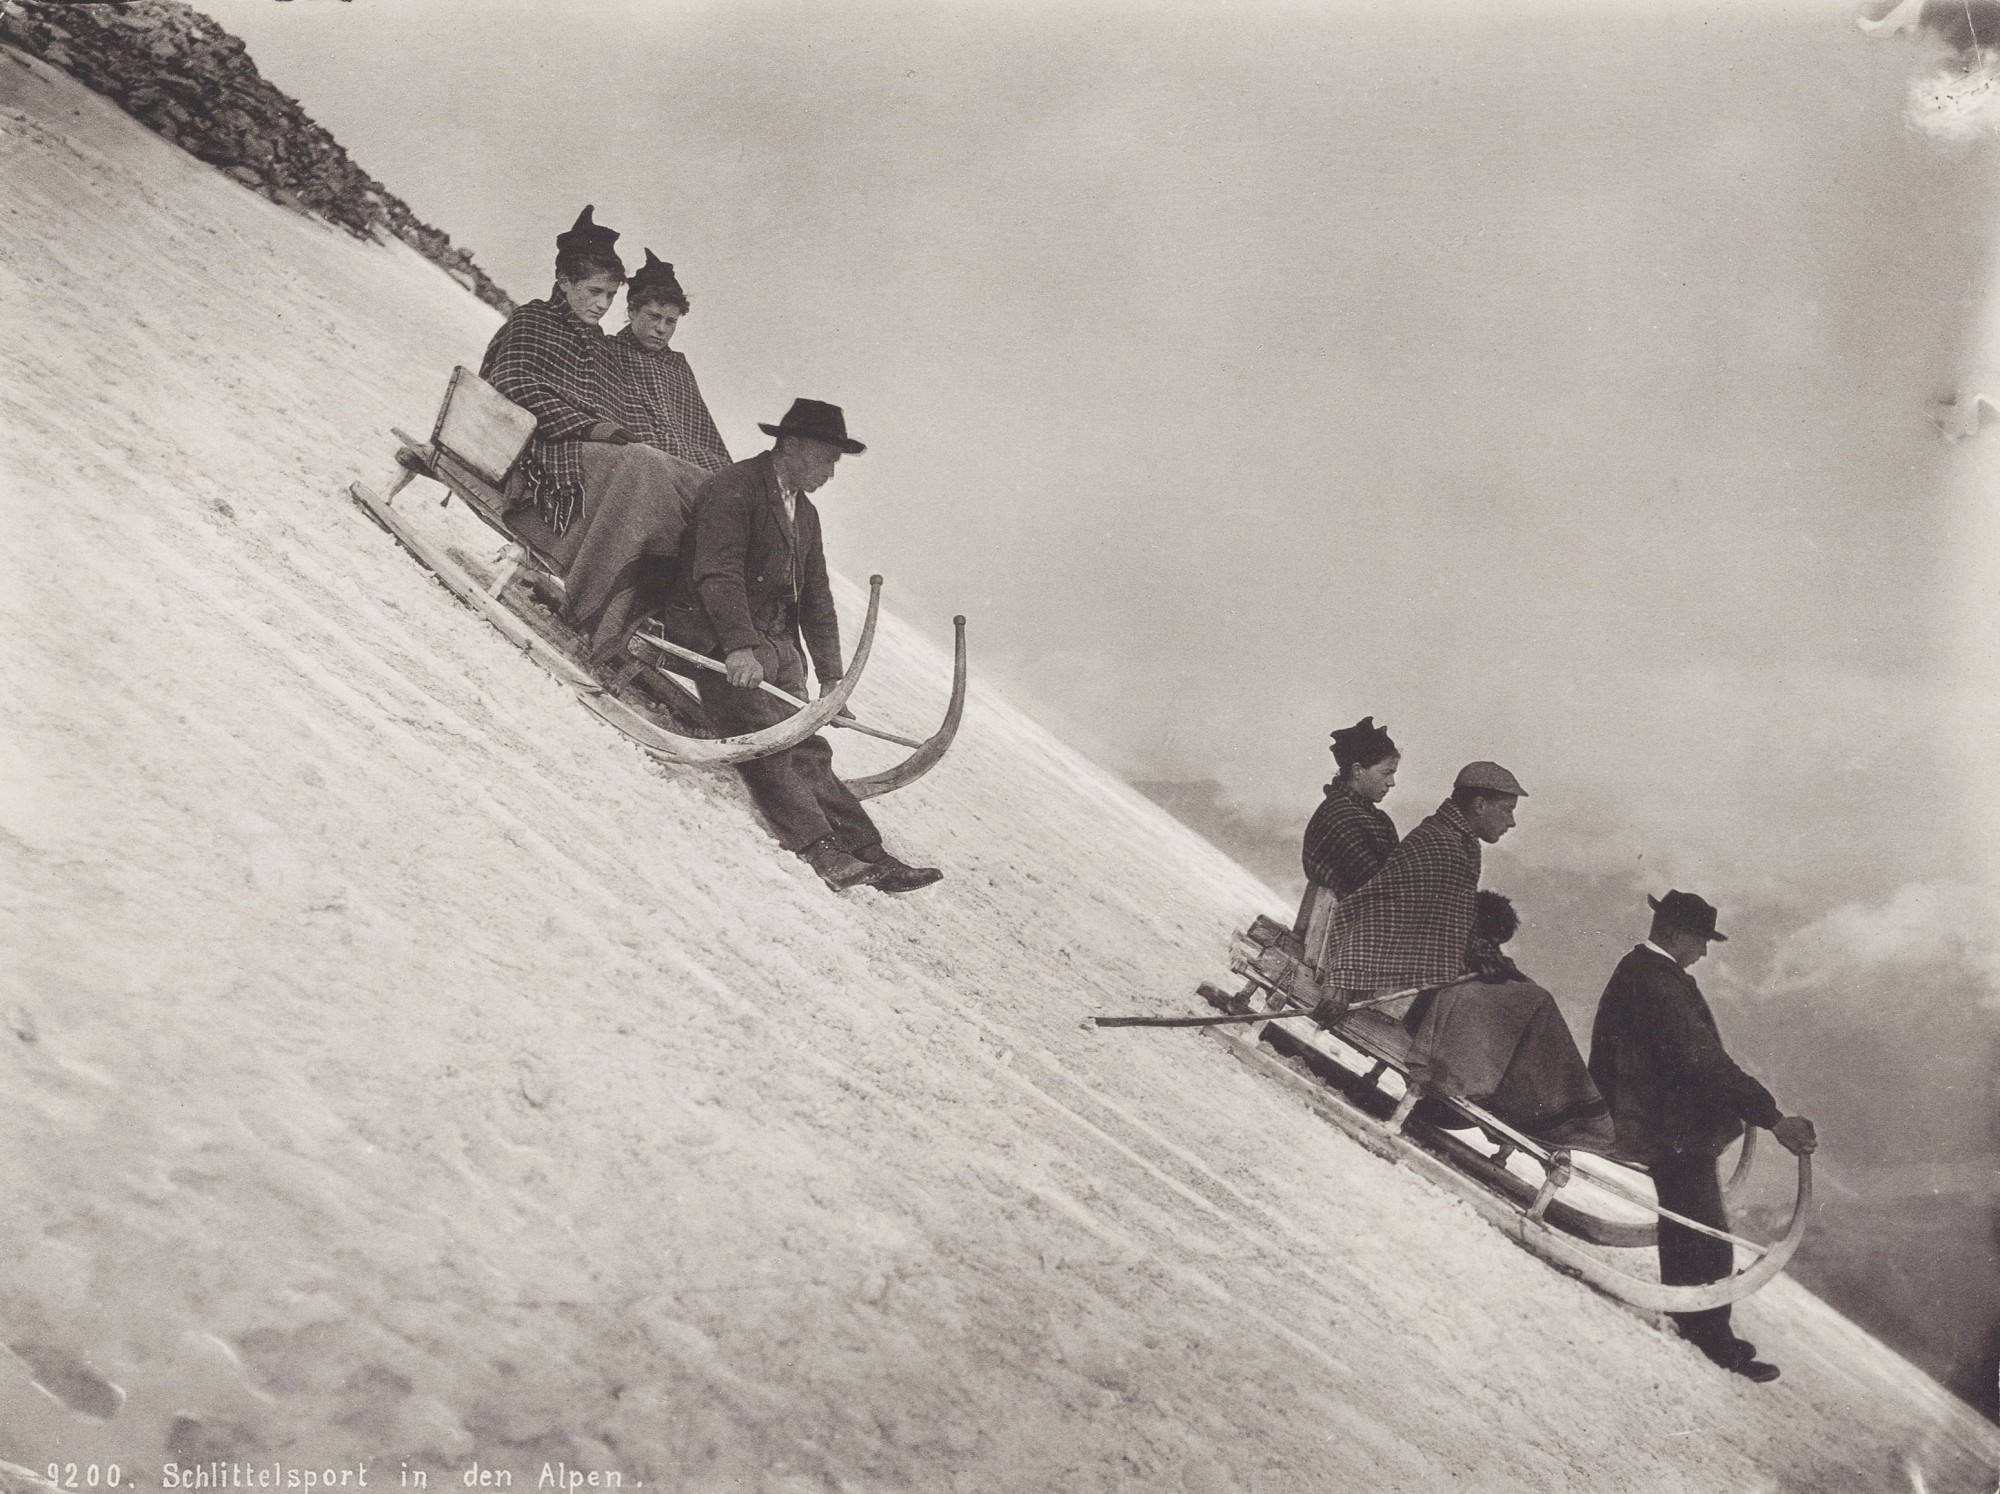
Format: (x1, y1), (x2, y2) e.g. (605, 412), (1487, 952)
(388, 365), (570, 587)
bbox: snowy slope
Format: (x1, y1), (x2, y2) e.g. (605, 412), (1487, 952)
(2, 46), (1997, 1493)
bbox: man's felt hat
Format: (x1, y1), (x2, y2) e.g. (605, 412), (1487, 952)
(1648, 889), (1728, 942)
(556, 204), (620, 258)
(1453, 761), (1527, 797)
(630, 249), (686, 303)
(760, 398), (866, 455)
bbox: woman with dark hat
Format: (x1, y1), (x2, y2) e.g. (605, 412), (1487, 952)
(609, 250), (733, 475)
(478, 206), (708, 669)
(1301, 716), (1401, 898)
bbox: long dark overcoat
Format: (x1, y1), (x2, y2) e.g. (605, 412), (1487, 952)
(657, 451), (845, 684)
(1587, 945), (1781, 1162)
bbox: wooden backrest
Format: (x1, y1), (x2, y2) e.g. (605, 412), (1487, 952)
(432, 366), (536, 487)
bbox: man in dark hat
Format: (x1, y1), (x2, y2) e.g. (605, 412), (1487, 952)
(1588, 891), (1818, 1383)
(479, 207), (708, 668)
(609, 249), (733, 474)
(657, 400), (942, 894)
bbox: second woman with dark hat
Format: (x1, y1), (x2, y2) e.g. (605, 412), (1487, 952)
(610, 249), (733, 476)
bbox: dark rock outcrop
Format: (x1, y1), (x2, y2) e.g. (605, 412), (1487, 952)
(1, 0), (513, 312)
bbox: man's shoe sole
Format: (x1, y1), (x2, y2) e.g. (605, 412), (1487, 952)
(870, 867), (944, 894)
(830, 862), (895, 891)
(1731, 1360), (1781, 1384)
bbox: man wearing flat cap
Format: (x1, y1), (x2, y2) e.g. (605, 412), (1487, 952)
(1320, 763), (1614, 1150)
(1589, 891), (1817, 1382)
(1325, 761), (1526, 994)
(657, 399), (941, 894)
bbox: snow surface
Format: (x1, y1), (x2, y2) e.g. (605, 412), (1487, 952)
(3, 45), (1998, 1493)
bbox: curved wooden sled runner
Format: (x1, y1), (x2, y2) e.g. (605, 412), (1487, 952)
(1189, 917), (1810, 1314)
(844, 613), (968, 802)
(582, 581), (882, 767)
(630, 609), (967, 798)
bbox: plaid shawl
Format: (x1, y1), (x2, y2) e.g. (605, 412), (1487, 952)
(1327, 797), (1481, 990)
(1301, 781), (1398, 896)
(609, 327), (733, 474)
(479, 289), (645, 534)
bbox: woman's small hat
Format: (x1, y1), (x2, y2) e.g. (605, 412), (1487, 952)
(631, 249), (685, 303)
(1648, 889), (1727, 942)
(556, 204), (620, 257)
(760, 398), (866, 454)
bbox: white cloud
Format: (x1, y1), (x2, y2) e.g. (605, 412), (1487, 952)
(1761, 881), (2000, 1012)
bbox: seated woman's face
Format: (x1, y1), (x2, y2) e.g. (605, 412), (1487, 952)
(559, 271), (624, 325)
(628, 300), (683, 353)
(1348, 754), (1399, 804)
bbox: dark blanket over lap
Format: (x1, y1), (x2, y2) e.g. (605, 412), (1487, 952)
(511, 441), (706, 666)
(1404, 978), (1616, 1152)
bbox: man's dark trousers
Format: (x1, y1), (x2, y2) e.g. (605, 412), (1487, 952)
(696, 634), (882, 854)
(1653, 1149), (1737, 1354)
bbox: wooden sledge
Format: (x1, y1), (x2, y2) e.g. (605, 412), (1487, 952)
(349, 366), (957, 778)
(1192, 915), (1811, 1315)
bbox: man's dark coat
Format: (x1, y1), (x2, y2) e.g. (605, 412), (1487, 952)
(658, 451), (844, 681)
(1587, 945), (1781, 1162)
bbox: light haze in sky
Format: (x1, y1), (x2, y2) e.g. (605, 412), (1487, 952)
(195, 0), (1999, 1088)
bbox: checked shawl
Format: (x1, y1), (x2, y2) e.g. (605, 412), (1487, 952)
(1326, 797), (1481, 991)
(479, 289), (646, 534)
(609, 327), (733, 474)
(1301, 781), (1399, 896)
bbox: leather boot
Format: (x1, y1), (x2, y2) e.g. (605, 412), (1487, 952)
(800, 835), (891, 891)
(851, 844), (944, 894)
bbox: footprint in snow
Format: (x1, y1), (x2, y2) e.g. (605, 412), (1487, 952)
(514, 1057), (552, 1110)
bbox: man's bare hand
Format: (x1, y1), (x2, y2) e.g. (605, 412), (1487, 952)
(1771, 1115), (1817, 1155)
(725, 649), (765, 689)
(818, 677), (854, 719)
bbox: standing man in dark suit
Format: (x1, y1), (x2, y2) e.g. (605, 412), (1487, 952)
(1588, 890), (1817, 1382)
(659, 399), (942, 894)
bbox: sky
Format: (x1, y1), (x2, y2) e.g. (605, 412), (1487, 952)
(192, 0), (2000, 1136)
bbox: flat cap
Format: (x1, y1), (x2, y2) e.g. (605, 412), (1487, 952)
(1453, 760), (1527, 797)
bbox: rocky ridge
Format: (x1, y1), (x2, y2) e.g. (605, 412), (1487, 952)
(0, 0), (512, 312)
